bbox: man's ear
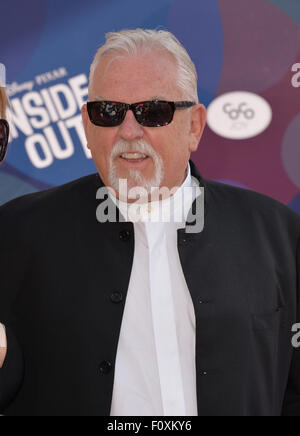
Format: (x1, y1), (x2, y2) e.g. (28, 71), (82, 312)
(189, 104), (206, 152)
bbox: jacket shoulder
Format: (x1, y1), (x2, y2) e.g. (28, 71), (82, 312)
(0, 173), (100, 219)
(203, 178), (300, 236)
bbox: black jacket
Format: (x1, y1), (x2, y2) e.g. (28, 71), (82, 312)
(0, 159), (300, 416)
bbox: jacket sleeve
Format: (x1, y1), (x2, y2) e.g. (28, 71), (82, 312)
(0, 200), (28, 412)
(0, 325), (24, 412)
(282, 234), (300, 416)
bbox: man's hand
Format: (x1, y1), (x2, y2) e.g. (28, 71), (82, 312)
(0, 323), (7, 368)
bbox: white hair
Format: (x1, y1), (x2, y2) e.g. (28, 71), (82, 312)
(89, 28), (199, 102)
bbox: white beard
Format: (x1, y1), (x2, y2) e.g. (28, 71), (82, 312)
(108, 139), (165, 199)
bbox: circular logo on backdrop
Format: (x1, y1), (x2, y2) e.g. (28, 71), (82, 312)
(207, 91), (272, 140)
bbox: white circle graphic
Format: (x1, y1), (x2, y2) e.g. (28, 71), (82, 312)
(207, 91), (272, 140)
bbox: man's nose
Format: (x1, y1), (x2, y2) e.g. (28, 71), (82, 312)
(118, 109), (144, 141)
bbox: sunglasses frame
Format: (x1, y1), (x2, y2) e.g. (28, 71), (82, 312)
(87, 100), (196, 128)
(0, 119), (9, 163)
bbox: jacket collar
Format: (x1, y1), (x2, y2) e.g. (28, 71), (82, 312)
(179, 159), (208, 239)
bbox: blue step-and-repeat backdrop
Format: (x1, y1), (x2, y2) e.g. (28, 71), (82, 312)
(1, 0), (300, 214)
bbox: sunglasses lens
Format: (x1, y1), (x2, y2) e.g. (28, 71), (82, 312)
(0, 120), (8, 162)
(87, 101), (176, 128)
(87, 102), (125, 127)
(136, 101), (174, 127)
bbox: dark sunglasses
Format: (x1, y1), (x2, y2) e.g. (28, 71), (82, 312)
(0, 119), (9, 162)
(87, 100), (196, 128)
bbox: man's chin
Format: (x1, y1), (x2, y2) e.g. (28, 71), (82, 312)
(108, 159), (164, 202)
(120, 182), (151, 203)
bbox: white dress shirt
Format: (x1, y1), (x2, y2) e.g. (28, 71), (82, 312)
(0, 324), (6, 348)
(109, 163), (200, 416)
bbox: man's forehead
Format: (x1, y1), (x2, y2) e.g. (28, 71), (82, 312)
(94, 51), (177, 83)
(90, 52), (180, 100)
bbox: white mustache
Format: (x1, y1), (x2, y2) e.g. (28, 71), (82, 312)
(111, 139), (155, 159)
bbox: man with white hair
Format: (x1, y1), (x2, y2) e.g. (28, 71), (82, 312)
(0, 28), (300, 416)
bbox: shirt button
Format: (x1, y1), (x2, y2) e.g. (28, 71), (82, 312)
(99, 361), (112, 375)
(119, 229), (131, 241)
(110, 292), (123, 304)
